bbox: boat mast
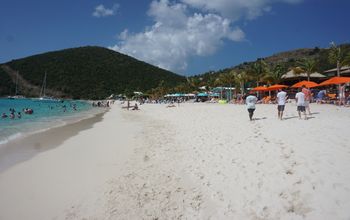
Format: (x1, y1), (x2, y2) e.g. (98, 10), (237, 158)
(15, 71), (19, 95)
(40, 71), (47, 97)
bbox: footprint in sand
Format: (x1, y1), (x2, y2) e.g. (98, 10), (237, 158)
(286, 169), (294, 175)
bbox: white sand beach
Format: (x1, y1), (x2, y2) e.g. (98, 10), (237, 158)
(0, 102), (350, 220)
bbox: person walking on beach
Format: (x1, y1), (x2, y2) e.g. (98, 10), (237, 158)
(339, 83), (346, 106)
(302, 85), (312, 115)
(295, 88), (307, 120)
(245, 93), (258, 121)
(276, 88), (288, 120)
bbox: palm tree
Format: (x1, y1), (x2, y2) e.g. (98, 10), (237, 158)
(262, 64), (285, 85)
(234, 71), (250, 95)
(293, 59), (317, 81)
(328, 42), (349, 77)
(223, 71), (236, 100)
(248, 59), (268, 87)
(213, 71), (235, 100)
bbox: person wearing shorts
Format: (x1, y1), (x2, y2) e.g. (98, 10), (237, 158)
(295, 88), (307, 120)
(276, 88), (288, 120)
(245, 94), (258, 121)
(302, 85), (312, 115)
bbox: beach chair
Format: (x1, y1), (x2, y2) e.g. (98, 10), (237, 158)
(263, 96), (271, 104)
(326, 93), (337, 104)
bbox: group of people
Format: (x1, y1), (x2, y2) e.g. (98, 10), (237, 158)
(1, 108), (33, 119)
(245, 85), (313, 121)
(92, 100), (114, 108)
(121, 100), (139, 110)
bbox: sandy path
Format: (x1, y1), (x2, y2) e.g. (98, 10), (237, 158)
(102, 103), (350, 220)
(1, 102), (349, 220)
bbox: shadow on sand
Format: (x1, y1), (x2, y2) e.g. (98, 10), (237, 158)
(283, 116), (299, 120)
(253, 117), (267, 121)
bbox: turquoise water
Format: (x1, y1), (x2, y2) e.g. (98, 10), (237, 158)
(0, 98), (98, 144)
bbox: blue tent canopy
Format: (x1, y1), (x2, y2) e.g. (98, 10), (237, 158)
(209, 93), (220, 97)
(197, 93), (208, 97)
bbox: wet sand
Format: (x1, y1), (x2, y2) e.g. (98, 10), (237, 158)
(0, 112), (105, 172)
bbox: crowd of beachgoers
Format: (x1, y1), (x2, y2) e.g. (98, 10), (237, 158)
(1, 108), (32, 119)
(1, 100), (116, 121)
(123, 83), (349, 107)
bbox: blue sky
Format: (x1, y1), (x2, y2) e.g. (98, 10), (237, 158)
(1, 0), (349, 76)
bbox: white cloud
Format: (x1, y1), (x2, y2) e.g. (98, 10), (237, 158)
(180, 0), (302, 21)
(109, 0), (302, 74)
(93, 4), (119, 17)
(109, 0), (244, 73)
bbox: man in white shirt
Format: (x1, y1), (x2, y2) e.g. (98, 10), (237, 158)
(295, 88), (307, 120)
(276, 88), (288, 120)
(245, 94), (258, 121)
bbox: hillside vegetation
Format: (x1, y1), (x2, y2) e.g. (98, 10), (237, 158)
(0, 68), (15, 96)
(1, 44), (349, 99)
(1, 46), (185, 99)
(181, 44), (350, 93)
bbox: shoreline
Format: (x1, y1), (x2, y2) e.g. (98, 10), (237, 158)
(0, 110), (106, 173)
(0, 98), (106, 145)
(0, 103), (141, 220)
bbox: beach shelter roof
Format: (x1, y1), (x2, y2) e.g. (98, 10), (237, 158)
(252, 86), (268, 91)
(323, 66), (350, 73)
(291, 80), (318, 88)
(266, 84), (288, 91)
(341, 69), (350, 74)
(318, 77), (350, 86)
(281, 70), (326, 79)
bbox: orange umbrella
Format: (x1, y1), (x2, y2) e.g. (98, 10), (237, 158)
(318, 77), (350, 86)
(266, 84), (288, 91)
(291, 80), (318, 88)
(252, 86), (268, 91)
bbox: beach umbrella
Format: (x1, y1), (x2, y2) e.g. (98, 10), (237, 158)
(266, 84), (288, 91)
(252, 86), (268, 91)
(291, 80), (318, 88)
(318, 77), (350, 86)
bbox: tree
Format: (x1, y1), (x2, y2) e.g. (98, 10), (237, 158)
(294, 58), (317, 81)
(234, 71), (250, 95)
(328, 42), (349, 77)
(248, 59), (268, 87)
(214, 71), (236, 100)
(186, 77), (202, 92)
(262, 64), (285, 85)
(327, 42), (350, 101)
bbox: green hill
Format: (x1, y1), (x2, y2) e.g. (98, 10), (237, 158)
(0, 67), (15, 96)
(192, 44), (350, 86)
(1, 46), (186, 99)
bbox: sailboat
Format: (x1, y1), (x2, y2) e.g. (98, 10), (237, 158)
(8, 71), (25, 99)
(39, 71), (54, 101)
